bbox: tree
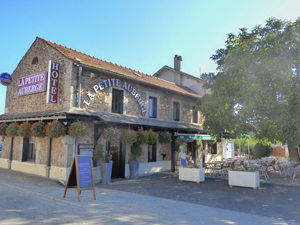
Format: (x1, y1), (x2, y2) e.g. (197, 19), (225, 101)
(197, 18), (300, 161)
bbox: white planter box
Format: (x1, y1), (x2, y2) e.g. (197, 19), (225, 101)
(228, 170), (260, 189)
(179, 167), (205, 183)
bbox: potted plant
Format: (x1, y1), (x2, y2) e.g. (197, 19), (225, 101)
(102, 126), (121, 142)
(159, 131), (172, 144)
(147, 129), (157, 145)
(228, 161), (260, 189)
(120, 129), (137, 145)
(129, 143), (142, 179)
(31, 121), (46, 138)
(93, 143), (113, 184)
(18, 122), (32, 137)
(45, 121), (66, 138)
(6, 123), (19, 137)
(68, 121), (86, 138)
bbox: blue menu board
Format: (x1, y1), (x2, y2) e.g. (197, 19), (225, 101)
(76, 156), (93, 189)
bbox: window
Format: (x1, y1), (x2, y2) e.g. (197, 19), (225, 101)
(22, 137), (35, 162)
(148, 97), (157, 118)
(31, 57), (38, 65)
(173, 102), (180, 121)
(112, 89), (124, 114)
(192, 106), (198, 123)
(148, 143), (157, 162)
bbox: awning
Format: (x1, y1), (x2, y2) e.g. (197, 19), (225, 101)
(176, 133), (216, 141)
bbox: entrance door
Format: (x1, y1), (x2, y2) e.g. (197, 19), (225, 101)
(108, 141), (125, 179)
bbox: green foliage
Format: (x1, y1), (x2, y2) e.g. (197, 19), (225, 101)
(0, 123), (8, 136)
(31, 121), (46, 137)
(197, 18), (300, 161)
(93, 143), (104, 161)
(121, 129), (137, 146)
(158, 131), (172, 144)
(136, 128), (149, 145)
(45, 121), (66, 138)
(234, 138), (256, 155)
(18, 122), (32, 137)
(253, 143), (272, 159)
(102, 127), (120, 142)
(147, 129), (157, 145)
(195, 140), (203, 153)
(130, 143), (142, 161)
(6, 123), (19, 137)
(68, 121), (86, 138)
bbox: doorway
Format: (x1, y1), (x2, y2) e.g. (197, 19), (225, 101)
(107, 140), (125, 179)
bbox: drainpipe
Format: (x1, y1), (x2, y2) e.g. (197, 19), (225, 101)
(78, 66), (82, 108)
(75, 66), (82, 156)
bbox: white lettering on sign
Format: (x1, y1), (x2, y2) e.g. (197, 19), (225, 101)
(46, 60), (60, 104)
(83, 78), (146, 116)
(17, 72), (46, 96)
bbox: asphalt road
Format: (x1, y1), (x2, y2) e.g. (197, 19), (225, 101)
(0, 168), (300, 225)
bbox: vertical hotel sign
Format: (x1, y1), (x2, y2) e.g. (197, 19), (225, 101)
(46, 61), (60, 104)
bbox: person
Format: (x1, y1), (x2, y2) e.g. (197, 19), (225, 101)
(178, 145), (187, 166)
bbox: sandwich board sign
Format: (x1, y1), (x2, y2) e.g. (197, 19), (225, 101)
(63, 155), (95, 202)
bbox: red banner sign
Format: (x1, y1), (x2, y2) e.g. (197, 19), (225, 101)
(46, 61), (60, 104)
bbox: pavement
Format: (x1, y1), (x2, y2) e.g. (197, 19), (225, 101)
(1, 167), (300, 225)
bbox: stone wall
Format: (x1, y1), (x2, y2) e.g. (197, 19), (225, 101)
(5, 38), (74, 114)
(80, 70), (203, 124)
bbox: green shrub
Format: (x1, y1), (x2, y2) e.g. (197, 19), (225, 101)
(254, 143), (272, 159)
(130, 143), (142, 161)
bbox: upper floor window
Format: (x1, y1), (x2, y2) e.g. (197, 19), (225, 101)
(173, 102), (180, 121)
(149, 97), (157, 118)
(112, 89), (124, 114)
(193, 106), (198, 123)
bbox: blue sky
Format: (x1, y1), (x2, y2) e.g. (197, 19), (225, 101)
(0, 0), (299, 115)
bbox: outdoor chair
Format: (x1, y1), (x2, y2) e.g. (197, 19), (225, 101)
(211, 161), (225, 177)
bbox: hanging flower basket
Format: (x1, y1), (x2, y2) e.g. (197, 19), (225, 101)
(6, 123), (19, 137)
(102, 126), (121, 142)
(31, 121), (46, 138)
(136, 128), (149, 145)
(45, 121), (66, 138)
(147, 129), (157, 145)
(68, 121), (86, 138)
(120, 129), (137, 146)
(18, 122), (32, 137)
(0, 123), (8, 136)
(159, 131), (172, 144)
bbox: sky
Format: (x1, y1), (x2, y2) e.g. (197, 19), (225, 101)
(0, 0), (300, 115)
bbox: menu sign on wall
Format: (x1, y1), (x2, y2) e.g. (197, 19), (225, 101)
(17, 72), (46, 96)
(46, 60), (60, 104)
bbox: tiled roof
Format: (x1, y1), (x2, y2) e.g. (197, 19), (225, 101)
(37, 37), (202, 99)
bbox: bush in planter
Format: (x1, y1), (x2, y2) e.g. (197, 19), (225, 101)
(68, 121), (86, 138)
(93, 143), (104, 162)
(147, 129), (157, 145)
(102, 126), (121, 142)
(136, 128), (149, 145)
(31, 121), (46, 137)
(45, 121), (66, 138)
(0, 123), (8, 136)
(159, 131), (172, 144)
(18, 122), (32, 137)
(131, 143), (142, 161)
(195, 140), (203, 153)
(6, 123), (19, 137)
(121, 129), (137, 145)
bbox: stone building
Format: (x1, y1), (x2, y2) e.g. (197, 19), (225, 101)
(0, 37), (208, 183)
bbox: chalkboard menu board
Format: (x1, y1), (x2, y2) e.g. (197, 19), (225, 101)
(63, 155), (96, 202)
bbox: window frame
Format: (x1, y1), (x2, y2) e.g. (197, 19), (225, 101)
(173, 102), (180, 121)
(192, 106), (198, 123)
(111, 88), (124, 114)
(148, 96), (157, 118)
